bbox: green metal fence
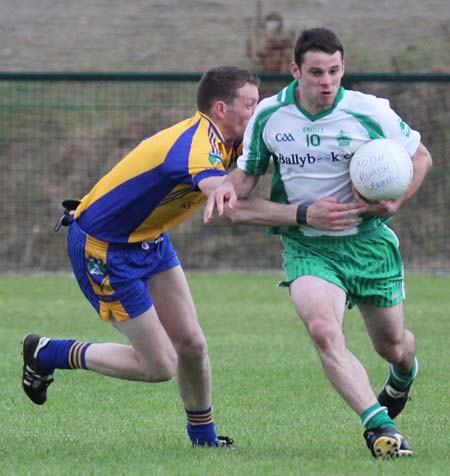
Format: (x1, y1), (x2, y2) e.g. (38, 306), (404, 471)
(1, 73), (449, 273)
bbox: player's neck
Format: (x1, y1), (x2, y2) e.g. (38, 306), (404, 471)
(222, 139), (235, 151)
(295, 87), (326, 115)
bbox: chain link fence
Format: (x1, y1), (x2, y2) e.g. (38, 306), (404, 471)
(1, 73), (449, 273)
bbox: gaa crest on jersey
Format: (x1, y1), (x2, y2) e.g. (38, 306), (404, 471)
(275, 132), (295, 142)
(336, 130), (351, 147)
(208, 152), (224, 167)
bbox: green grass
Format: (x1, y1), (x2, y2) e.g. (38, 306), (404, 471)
(1, 273), (449, 475)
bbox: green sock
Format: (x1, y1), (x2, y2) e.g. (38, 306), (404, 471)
(361, 403), (395, 430)
(390, 357), (418, 389)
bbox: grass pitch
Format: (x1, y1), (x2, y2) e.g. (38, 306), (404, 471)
(1, 273), (449, 476)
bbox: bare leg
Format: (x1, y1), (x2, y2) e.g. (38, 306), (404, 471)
(149, 265), (211, 410)
(85, 310), (178, 382)
(290, 275), (378, 414)
(359, 302), (416, 374)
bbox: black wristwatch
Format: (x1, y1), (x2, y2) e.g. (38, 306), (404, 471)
(296, 205), (308, 224)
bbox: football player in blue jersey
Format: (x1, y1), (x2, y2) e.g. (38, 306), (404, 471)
(21, 65), (259, 448)
(204, 28), (432, 458)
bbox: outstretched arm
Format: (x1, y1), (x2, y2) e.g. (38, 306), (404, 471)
(203, 168), (259, 223)
(225, 196), (297, 225)
(226, 196), (365, 230)
(202, 170), (367, 230)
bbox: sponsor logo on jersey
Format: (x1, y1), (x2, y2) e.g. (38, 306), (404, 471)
(275, 132), (296, 142)
(276, 151), (352, 166)
(397, 118), (411, 137)
(208, 152), (224, 167)
(336, 130), (351, 146)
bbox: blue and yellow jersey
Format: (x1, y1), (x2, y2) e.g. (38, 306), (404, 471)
(75, 111), (241, 243)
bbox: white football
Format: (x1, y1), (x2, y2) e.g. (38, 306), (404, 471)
(349, 139), (413, 201)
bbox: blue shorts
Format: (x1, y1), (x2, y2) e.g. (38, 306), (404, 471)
(67, 220), (180, 321)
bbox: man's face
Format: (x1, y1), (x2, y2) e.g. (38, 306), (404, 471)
(291, 50), (344, 114)
(221, 83), (259, 141)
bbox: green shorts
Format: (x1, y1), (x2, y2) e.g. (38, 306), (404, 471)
(281, 224), (405, 308)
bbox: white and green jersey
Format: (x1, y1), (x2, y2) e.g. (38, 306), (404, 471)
(238, 80), (421, 237)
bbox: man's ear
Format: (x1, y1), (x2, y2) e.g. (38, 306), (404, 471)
(212, 100), (227, 119)
(290, 61), (300, 79)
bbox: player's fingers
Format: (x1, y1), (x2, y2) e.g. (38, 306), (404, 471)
(329, 212), (363, 227)
(203, 197), (215, 223)
(216, 195), (225, 216)
(337, 201), (366, 211)
(227, 193), (237, 210)
(337, 204), (367, 216)
(321, 196), (339, 203)
(203, 193), (224, 222)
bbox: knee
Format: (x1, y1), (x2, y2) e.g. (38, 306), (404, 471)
(143, 365), (176, 383)
(307, 318), (339, 354)
(374, 330), (415, 364)
(141, 352), (177, 382)
(177, 335), (209, 362)
(374, 341), (406, 364)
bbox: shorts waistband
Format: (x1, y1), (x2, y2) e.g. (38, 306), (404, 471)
(72, 220), (164, 251)
(283, 221), (388, 244)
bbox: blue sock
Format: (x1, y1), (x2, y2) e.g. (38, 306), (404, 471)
(186, 407), (218, 446)
(37, 339), (92, 373)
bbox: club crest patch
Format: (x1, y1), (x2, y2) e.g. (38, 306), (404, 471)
(88, 258), (106, 276)
(208, 153), (224, 167)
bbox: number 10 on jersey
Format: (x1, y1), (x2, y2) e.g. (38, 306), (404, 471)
(306, 133), (321, 147)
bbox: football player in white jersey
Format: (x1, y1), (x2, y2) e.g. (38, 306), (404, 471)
(204, 28), (432, 458)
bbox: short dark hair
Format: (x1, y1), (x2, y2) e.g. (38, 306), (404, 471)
(294, 28), (344, 66)
(196, 65), (260, 113)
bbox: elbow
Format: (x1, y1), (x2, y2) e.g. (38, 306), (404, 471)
(425, 152), (433, 173)
(418, 144), (433, 174)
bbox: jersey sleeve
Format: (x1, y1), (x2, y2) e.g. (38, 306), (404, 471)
(237, 98), (276, 175)
(370, 97), (421, 156)
(385, 106), (421, 156)
(188, 122), (228, 189)
(189, 151), (227, 189)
